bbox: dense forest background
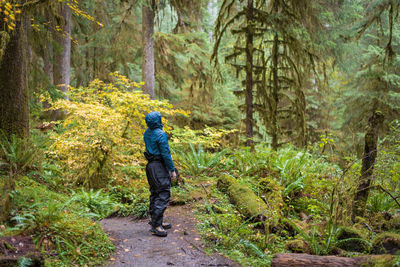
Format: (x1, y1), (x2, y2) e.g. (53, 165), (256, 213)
(0, 0), (400, 266)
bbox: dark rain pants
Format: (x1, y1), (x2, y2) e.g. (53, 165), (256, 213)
(145, 157), (171, 228)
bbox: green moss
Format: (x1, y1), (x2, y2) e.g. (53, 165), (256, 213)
(216, 175), (236, 192)
(336, 226), (364, 240)
(372, 232), (400, 254)
(335, 226), (370, 253)
(258, 178), (284, 212)
(354, 216), (368, 224)
(217, 175), (278, 222)
(363, 255), (394, 267)
(285, 239), (310, 253)
(389, 214), (400, 230)
(336, 238), (371, 253)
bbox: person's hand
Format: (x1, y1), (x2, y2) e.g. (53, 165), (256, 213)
(171, 170), (177, 180)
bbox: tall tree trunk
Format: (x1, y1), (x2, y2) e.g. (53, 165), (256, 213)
(0, 13), (29, 137)
(0, 9), (28, 223)
(207, 0), (216, 41)
(54, 2), (71, 99)
(245, 0), (254, 147)
(295, 88), (306, 147)
(142, 1), (155, 99)
(41, 13), (55, 120)
(43, 42), (54, 84)
(43, 11), (54, 85)
(352, 111), (384, 221)
(271, 34), (279, 150)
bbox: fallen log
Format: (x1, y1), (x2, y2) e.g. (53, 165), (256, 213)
(217, 175), (279, 222)
(271, 253), (394, 267)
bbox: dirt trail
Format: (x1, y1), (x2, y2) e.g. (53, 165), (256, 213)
(101, 205), (238, 267)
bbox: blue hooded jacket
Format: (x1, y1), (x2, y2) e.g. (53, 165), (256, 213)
(144, 111), (175, 172)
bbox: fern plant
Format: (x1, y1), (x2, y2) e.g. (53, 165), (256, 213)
(0, 131), (37, 176)
(177, 143), (227, 176)
(67, 189), (118, 219)
(0, 131), (37, 221)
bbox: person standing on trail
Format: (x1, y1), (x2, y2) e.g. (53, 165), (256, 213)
(144, 111), (177, 237)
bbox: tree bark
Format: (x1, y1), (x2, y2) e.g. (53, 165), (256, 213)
(142, 1), (155, 99)
(0, 11), (29, 138)
(54, 2), (71, 99)
(271, 253), (393, 267)
(0, 7), (28, 222)
(245, 0), (254, 147)
(295, 88), (307, 147)
(271, 33), (279, 150)
(352, 111), (384, 221)
(43, 11), (54, 85)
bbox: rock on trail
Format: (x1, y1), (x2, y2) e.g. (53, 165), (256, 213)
(101, 205), (238, 267)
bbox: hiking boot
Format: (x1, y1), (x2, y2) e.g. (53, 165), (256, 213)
(150, 226), (168, 237)
(149, 221), (172, 229)
(162, 222), (172, 229)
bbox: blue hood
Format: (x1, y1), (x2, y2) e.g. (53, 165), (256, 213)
(145, 111), (163, 130)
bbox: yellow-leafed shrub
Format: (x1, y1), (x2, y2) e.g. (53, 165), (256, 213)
(47, 72), (188, 189)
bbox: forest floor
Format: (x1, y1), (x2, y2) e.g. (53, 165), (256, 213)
(101, 204), (238, 267)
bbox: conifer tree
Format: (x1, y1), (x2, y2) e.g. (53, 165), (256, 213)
(0, 2), (29, 138)
(54, 2), (71, 99)
(213, 0), (322, 148)
(142, 0), (155, 99)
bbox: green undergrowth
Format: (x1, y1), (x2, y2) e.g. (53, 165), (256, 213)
(195, 185), (274, 266)
(1, 177), (114, 266)
(183, 144), (400, 266)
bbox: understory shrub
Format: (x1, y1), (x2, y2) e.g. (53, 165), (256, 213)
(6, 177), (114, 266)
(46, 72), (187, 189)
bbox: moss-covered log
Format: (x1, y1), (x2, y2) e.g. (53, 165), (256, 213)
(271, 253), (394, 267)
(372, 232), (400, 254)
(217, 175), (280, 222)
(335, 226), (371, 253)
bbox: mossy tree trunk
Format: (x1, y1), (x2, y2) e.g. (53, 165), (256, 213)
(352, 111), (384, 221)
(0, 8), (29, 223)
(0, 14), (29, 138)
(43, 11), (54, 85)
(295, 88), (307, 147)
(50, 2), (71, 121)
(54, 2), (71, 98)
(142, 0), (155, 99)
(271, 33), (279, 151)
(245, 0), (254, 147)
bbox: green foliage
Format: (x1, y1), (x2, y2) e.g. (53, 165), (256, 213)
(375, 120), (400, 191)
(9, 177), (114, 266)
(47, 73), (187, 189)
(367, 192), (396, 213)
(197, 191), (273, 267)
(0, 132), (37, 176)
(17, 257), (32, 267)
(176, 143), (227, 176)
(108, 185), (149, 218)
(225, 146), (276, 178)
(67, 189), (119, 219)
(171, 126), (237, 151)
